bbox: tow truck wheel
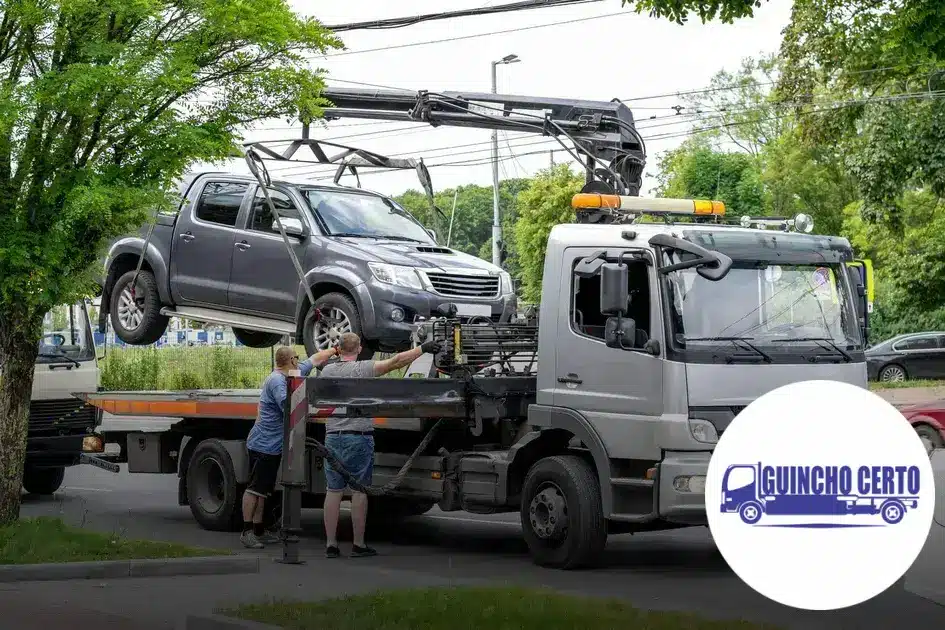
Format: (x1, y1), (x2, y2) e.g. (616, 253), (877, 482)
(880, 499), (906, 525)
(739, 501), (763, 525)
(22, 466), (65, 495)
(110, 270), (169, 346)
(186, 439), (242, 532)
(520, 455), (606, 569)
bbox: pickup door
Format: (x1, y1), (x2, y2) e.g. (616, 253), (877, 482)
(170, 178), (251, 306)
(227, 186), (311, 319)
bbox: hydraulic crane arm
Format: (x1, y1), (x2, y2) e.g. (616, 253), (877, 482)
(320, 87), (647, 197)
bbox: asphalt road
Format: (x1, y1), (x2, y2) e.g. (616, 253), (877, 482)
(19, 447), (945, 630)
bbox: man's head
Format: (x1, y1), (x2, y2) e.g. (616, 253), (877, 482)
(274, 346), (300, 372)
(338, 332), (361, 359)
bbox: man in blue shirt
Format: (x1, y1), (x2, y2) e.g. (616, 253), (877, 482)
(241, 344), (338, 549)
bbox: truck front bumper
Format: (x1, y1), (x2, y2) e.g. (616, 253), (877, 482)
(26, 432), (105, 469)
(657, 450), (712, 525)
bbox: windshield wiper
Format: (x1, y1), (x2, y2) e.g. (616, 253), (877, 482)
(328, 232), (377, 239)
(771, 337), (852, 363)
(377, 235), (424, 243)
(682, 336), (772, 363)
(37, 352), (80, 367)
(329, 232), (424, 243)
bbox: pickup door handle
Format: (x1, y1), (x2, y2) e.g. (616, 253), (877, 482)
(179, 232), (195, 242)
(557, 374), (582, 384)
(235, 240), (251, 251)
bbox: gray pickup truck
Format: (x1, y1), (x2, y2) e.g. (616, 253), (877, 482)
(98, 172), (517, 357)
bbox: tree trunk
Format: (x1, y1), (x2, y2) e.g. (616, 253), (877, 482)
(0, 305), (41, 525)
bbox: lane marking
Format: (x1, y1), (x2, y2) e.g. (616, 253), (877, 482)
(61, 486), (113, 493)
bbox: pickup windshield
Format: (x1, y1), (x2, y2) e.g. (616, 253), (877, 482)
(37, 302), (95, 364)
(303, 189), (434, 244)
(663, 261), (861, 351)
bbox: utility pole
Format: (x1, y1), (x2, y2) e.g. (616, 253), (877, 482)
(550, 150), (555, 169)
(491, 54), (519, 268)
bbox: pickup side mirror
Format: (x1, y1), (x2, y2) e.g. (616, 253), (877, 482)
(649, 233), (733, 281)
(600, 262), (629, 316)
(605, 316), (636, 349)
(274, 217), (305, 237)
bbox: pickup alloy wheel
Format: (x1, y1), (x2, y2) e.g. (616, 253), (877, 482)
(110, 270), (169, 345)
(303, 292), (374, 360)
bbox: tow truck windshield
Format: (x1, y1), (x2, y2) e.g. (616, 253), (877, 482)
(304, 188), (434, 244)
(37, 302), (95, 364)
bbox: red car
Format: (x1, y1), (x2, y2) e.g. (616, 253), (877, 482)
(900, 399), (945, 451)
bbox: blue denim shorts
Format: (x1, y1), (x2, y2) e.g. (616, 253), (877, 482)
(323, 432), (374, 492)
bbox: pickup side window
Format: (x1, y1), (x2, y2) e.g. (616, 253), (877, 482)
(571, 258), (651, 347)
(248, 188), (302, 233)
(195, 181), (249, 227)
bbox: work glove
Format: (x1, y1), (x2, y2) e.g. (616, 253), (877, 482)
(420, 340), (442, 354)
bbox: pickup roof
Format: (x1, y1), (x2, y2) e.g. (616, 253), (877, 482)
(98, 172), (517, 357)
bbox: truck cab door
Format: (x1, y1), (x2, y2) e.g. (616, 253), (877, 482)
(552, 246), (664, 460)
(170, 178), (250, 306)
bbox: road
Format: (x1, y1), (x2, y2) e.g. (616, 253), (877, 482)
(19, 446), (945, 630)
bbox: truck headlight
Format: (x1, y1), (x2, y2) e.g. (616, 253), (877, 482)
(499, 271), (514, 295)
(688, 418), (718, 444)
(369, 263), (424, 291)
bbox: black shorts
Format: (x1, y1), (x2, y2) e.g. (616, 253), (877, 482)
(246, 449), (281, 498)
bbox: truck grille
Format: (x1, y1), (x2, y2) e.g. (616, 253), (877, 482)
(29, 398), (97, 434)
(426, 272), (499, 298)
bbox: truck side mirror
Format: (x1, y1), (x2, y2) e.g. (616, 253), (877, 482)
(600, 262), (629, 316)
(427, 228), (437, 242)
(605, 316), (636, 349)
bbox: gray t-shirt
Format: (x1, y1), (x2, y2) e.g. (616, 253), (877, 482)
(319, 359), (376, 432)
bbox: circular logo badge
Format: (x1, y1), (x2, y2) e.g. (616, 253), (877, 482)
(706, 380), (935, 611)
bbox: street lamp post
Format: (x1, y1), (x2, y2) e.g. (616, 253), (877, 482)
(491, 54), (519, 268)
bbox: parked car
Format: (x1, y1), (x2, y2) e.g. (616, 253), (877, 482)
(899, 399), (945, 452)
(97, 172), (517, 358)
(865, 331), (945, 382)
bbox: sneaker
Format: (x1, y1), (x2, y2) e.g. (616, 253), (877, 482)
(240, 531), (264, 549)
(257, 532), (280, 544)
(325, 545), (341, 558)
(350, 544), (377, 558)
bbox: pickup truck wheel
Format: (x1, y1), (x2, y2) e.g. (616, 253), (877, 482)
(232, 328), (283, 349)
(110, 270), (169, 345)
(22, 466), (65, 495)
(186, 439), (242, 532)
(303, 293), (374, 360)
(520, 455), (606, 569)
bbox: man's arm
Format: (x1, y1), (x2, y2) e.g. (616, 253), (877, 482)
(372, 340), (440, 377)
(308, 346), (338, 369)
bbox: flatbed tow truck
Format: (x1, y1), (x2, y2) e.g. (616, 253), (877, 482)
(76, 89), (876, 569)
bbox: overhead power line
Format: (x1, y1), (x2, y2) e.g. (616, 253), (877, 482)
(323, 0), (604, 32)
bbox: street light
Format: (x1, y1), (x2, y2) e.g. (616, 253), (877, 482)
(491, 54), (520, 269)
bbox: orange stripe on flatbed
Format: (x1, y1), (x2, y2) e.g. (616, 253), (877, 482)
(91, 399), (258, 419)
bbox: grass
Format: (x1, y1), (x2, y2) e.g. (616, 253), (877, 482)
(870, 379), (944, 390)
(227, 585), (782, 630)
(0, 517), (229, 565)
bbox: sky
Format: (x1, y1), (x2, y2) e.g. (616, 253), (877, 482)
(192, 0), (794, 198)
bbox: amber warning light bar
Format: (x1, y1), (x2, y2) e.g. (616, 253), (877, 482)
(571, 194), (726, 216)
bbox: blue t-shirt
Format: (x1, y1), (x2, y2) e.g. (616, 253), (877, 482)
(246, 360), (313, 455)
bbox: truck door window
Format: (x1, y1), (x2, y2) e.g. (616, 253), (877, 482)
(571, 259), (650, 344)
(248, 188), (302, 233)
(194, 182), (249, 227)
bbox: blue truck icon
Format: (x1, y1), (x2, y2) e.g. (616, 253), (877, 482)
(720, 463), (921, 526)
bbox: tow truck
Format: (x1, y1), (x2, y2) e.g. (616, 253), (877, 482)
(75, 89), (876, 569)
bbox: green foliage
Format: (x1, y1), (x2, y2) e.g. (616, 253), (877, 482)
(623, 0), (767, 24)
(513, 165), (585, 303)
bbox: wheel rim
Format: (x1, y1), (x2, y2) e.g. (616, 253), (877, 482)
(194, 457), (226, 515)
(743, 505), (759, 521)
(884, 504), (901, 521)
(881, 366), (905, 382)
(313, 307), (352, 350)
(117, 284), (145, 331)
(528, 482), (568, 541)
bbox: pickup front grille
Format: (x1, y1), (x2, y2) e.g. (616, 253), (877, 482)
(29, 398), (97, 434)
(426, 272), (500, 298)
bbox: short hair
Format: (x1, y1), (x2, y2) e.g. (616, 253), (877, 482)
(338, 332), (361, 355)
(274, 346), (297, 367)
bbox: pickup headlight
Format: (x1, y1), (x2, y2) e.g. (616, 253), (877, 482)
(368, 263), (424, 291)
(499, 271), (514, 295)
(688, 418), (718, 444)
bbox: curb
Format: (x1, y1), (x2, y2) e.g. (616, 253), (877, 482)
(184, 613), (282, 630)
(0, 555), (259, 583)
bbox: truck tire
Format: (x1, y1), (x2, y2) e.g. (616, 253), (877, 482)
(233, 327), (283, 349)
(110, 269), (169, 345)
(520, 455), (606, 569)
(22, 466), (65, 495)
(186, 439), (242, 532)
(302, 293), (374, 359)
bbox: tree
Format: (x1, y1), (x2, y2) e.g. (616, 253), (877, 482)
(513, 165), (585, 303)
(0, 1), (341, 523)
(623, 0), (768, 24)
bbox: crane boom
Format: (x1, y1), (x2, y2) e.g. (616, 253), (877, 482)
(320, 87), (647, 197)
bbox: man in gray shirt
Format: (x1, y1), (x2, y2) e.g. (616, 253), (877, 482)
(320, 332), (440, 558)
